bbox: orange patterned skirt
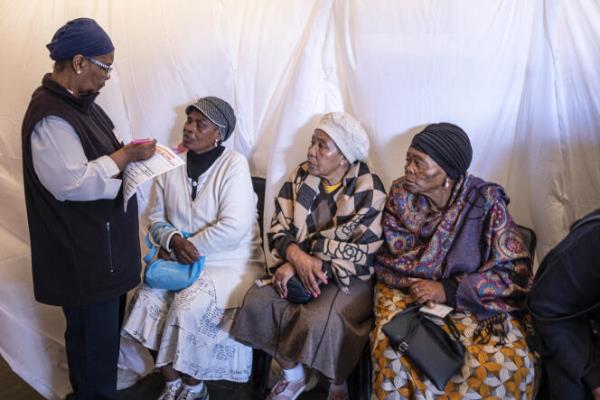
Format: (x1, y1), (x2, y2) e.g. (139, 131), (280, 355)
(370, 282), (538, 399)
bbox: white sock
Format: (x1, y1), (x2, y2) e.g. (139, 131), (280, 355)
(282, 363), (305, 382)
(329, 381), (348, 393)
(182, 381), (205, 392)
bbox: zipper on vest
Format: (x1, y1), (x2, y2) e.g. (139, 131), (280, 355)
(106, 222), (114, 273)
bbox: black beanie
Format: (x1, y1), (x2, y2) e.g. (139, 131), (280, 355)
(410, 122), (472, 180)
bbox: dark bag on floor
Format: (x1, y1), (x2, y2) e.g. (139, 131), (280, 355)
(382, 305), (465, 390)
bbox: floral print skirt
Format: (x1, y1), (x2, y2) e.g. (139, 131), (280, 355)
(371, 282), (538, 400)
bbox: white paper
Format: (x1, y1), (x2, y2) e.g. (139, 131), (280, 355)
(255, 278), (272, 288)
(419, 303), (454, 319)
(122, 144), (184, 211)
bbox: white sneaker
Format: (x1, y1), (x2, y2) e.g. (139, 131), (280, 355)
(266, 378), (307, 400)
(158, 379), (183, 400)
(176, 383), (209, 400)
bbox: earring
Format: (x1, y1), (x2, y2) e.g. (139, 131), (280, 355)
(76, 70), (81, 74)
(214, 139), (219, 148)
(444, 178), (450, 188)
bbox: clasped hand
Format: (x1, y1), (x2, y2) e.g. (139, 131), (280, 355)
(168, 234), (200, 264)
(272, 244), (327, 299)
(396, 277), (447, 306)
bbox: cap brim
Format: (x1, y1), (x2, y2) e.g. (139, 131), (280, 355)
(185, 104), (200, 114)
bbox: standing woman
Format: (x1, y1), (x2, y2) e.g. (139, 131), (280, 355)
(123, 97), (264, 400)
(21, 18), (156, 399)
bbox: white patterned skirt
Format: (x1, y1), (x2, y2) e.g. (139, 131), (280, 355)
(122, 272), (252, 382)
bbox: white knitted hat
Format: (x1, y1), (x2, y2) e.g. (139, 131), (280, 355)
(315, 112), (370, 163)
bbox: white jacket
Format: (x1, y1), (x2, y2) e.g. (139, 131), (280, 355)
(148, 148), (264, 308)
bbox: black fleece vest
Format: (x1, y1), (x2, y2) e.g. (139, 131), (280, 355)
(21, 74), (141, 306)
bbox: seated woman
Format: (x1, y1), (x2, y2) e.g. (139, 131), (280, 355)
(371, 123), (535, 399)
(231, 112), (386, 400)
(122, 97), (264, 400)
(528, 209), (600, 400)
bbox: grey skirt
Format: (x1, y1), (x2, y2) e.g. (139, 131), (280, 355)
(231, 277), (373, 382)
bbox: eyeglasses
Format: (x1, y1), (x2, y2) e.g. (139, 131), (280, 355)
(86, 57), (113, 76)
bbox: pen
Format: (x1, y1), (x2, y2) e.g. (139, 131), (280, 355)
(131, 138), (153, 144)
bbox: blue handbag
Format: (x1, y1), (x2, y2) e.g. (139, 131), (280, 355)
(142, 231), (205, 291)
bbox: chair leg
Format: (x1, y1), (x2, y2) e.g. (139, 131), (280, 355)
(251, 349), (272, 397)
(348, 344), (372, 400)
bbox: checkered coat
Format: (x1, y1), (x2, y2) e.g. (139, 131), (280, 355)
(268, 161), (386, 291)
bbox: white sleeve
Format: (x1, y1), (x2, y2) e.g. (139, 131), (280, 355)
(188, 156), (256, 254)
(31, 116), (122, 202)
(147, 175), (181, 251)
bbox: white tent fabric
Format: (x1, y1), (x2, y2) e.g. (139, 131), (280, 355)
(1, 1), (599, 398)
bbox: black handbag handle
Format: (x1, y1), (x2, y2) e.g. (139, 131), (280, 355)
(443, 316), (460, 340)
(397, 304), (463, 352)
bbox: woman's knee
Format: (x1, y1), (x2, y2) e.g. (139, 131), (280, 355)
(241, 285), (278, 311)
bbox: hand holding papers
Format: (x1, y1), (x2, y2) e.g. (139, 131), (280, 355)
(123, 144), (184, 211)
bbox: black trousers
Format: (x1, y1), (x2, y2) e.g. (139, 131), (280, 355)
(535, 317), (598, 400)
(62, 295), (126, 400)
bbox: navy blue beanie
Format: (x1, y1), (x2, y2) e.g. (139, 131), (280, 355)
(47, 18), (114, 61)
(410, 122), (473, 180)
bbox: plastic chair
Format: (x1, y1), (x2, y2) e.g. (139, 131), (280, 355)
(517, 224), (537, 263)
(347, 344), (371, 400)
(251, 177), (266, 239)
(249, 177), (272, 396)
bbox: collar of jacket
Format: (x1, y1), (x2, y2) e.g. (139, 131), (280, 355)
(41, 73), (99, 113)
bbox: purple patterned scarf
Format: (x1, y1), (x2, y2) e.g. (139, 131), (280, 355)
(375, 175), (532, 321)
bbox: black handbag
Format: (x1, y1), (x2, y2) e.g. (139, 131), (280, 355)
(382, 304), (465, 390)
(284, 265), (332, 304)
(285, 275), (313, 304)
